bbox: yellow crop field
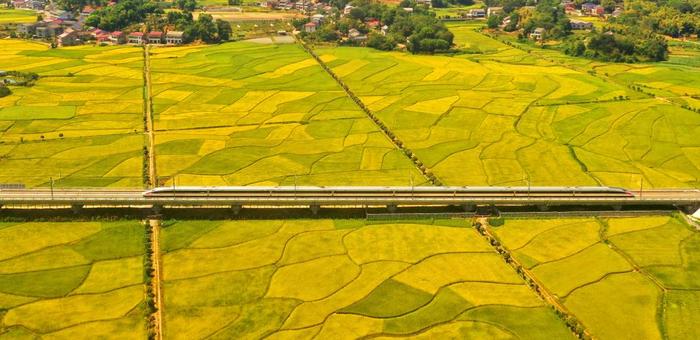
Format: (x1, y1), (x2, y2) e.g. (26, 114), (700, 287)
(149, 41), (422, 186)
(491, 215), (700, 339)
(315, 26), (700, 188)
(0, 41), (145, 187)
(160, 219), (572, 339)
(0, 221), (145, 338)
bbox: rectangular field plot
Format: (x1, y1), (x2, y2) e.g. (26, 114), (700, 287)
(160, 219), (572, 339)
(149, 42), (421, 186)
(490, 215), (700, 340)
(0, 221), (146, 338)
(316, 40), (700, 188)
(0, 40), (145, 187)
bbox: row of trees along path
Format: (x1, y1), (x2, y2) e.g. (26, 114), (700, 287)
(297, 39), (443, 186)
(142, 44), (163, 340)
(474, 217), (593, 340)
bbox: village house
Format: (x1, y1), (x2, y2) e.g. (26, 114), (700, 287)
(109, 31), (126, 44)
(128, 31), (144, 44)
(469, 9), (486, 18)
(530, 27), (545, 40)
(166, 31), (184, 45)
(612, 7), (623, 17)
(415, 0), (432, 7)
(487, 7), (503, 17)
(147, 31), (163, 44)
(57, 28), (78, 46)
(570, 19), (593, 30)
(348, 28), (367, 42)
(303, 22), (317, 33)
(16, 23), (36, 37)
(35, 22), (62, 38)
(343, 4), (354, 15)
(365, 18), (380, 29)
(310, 14), (325, 24)
(381, 25), (389, 36)
(581, 3), (597, 15)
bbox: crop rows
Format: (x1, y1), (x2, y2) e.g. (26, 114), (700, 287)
(148, 42), (422, 186)
(0, 40), (145, 187)
(0, 221), (146, 338)
(489, 215), (700, 339)
(314, 32), (700, 188)
(159, 219), (572, 339)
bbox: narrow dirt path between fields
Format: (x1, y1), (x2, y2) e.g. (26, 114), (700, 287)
(143, 45), (157, 187)
(475, 217), (591, 339)
(149, 218), (164, 340)
(295, 39), (442, 186)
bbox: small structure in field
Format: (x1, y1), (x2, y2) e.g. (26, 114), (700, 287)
(110, 31), (126, 44)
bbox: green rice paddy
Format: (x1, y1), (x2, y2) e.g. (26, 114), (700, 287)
(0, 40), (145, 187)
(314, 26), (700, 188)
(490, 215), (700, 339)
(160, 219), (572, 339)
(0, 9), (36, 24)
(149, 42), (422, 186)
(0, 221), (146, 338)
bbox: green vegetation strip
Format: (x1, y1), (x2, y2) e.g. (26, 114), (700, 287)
(297, 40), (441, 186)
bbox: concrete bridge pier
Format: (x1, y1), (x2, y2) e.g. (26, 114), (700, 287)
(151, 204), (162, 215)
(462, 204), (475, 212)
(71, 204), (83, 214)
(680, 204), (700, 215)
(387, 204), (397, 213)
(310, 204), (320, 215)
(537, 204), (549, 212)
(230, 204), (242, 215)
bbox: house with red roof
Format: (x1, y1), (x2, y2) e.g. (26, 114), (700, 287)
(128, 31), (143, 44)
(147, 31), (163, 44)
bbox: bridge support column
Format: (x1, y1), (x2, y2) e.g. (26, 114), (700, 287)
(230, 204), (241, 215)
(537, 205), (549, 212)
(151, 204), (162, 215)
(462, 204), (475, 212)
(680, 204), (700, 215)
(387, 204), (397, 213)
(310, 204), (320, 215)
(612, 205), (622, 211)
(71, 204), (83, 214)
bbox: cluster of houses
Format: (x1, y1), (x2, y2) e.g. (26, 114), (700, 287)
(18, 20), (185, 46)
(13, 4), (185, 47)
(302, 6), (390, 43)
(10, 0), (46, 10)
(564, 1), (623, 18)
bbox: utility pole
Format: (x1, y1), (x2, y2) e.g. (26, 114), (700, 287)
(639, 177), (643, 200)
(50, 177), (54, 200)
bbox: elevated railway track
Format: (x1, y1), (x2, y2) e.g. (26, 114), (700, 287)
(1, 186), (698, 214)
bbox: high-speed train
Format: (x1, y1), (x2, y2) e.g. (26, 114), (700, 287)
(142, 186), (634, 199)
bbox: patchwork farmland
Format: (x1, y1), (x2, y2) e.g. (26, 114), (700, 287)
(489, 215), (700, 340)
(0, 221), (146, 338)
(148, 42), (422, 186)
(0, 40), (144, 187)
(160, 219), (572, 339)
(315, 32), (700, 188)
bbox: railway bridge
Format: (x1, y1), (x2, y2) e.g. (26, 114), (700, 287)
(0, 186), (698, 215)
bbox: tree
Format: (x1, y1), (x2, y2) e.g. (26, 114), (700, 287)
(176, 0), (197, 12)
(216, 19), (232, 41)
(487, 14), (502, 28)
